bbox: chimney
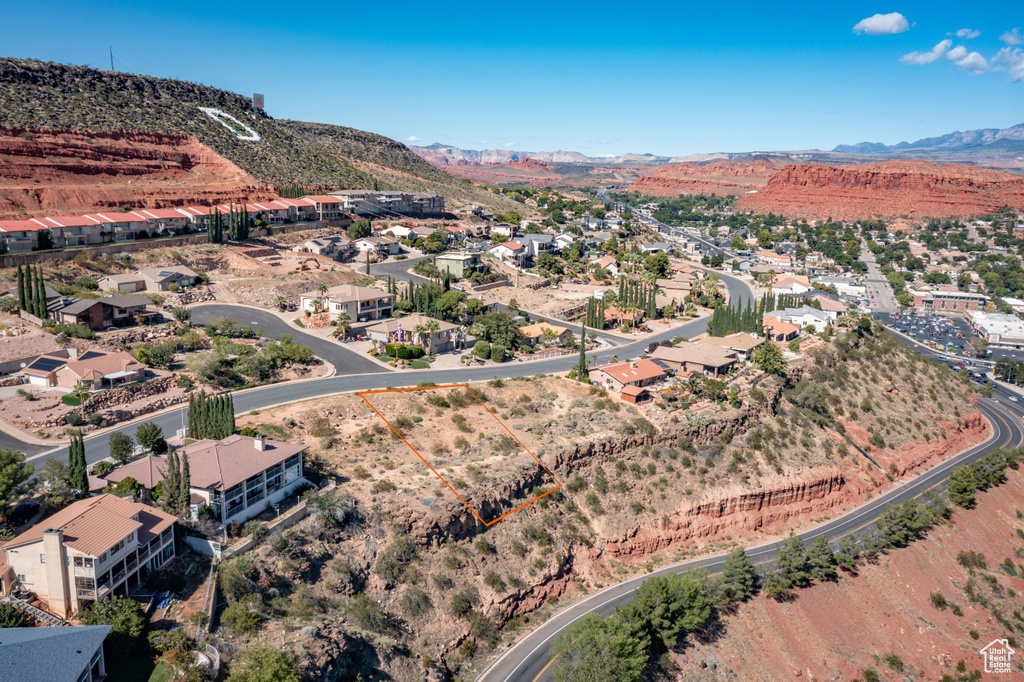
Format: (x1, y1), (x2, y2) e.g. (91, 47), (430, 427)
(631, 362), (638, 369)
(254, 435), (266, 451)
(41, 529), (71, 618)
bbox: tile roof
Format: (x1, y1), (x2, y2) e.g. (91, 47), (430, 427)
(302, 194), (345, 203)
(649, 343), (738, 368)
(495, 241), (525, 251)
(763, 316), (800, 335)
(302, 284), (393, 302)
(58, 350), (143, 381)
(180, 434), (306, 491)
(621, 384), (648, 396)
(0, 219), (49, 232)
(1, 494), (175, 557)
(703, 333), (765, 352)
(593, 358), (666, 384)
(138, 266), (198, 282)
(518, 321), (570, 339)
(808, 295), (846, 313)
(22, 354), (70, 376)
(0, 625), (112, 682)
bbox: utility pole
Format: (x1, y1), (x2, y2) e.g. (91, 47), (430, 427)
(109, 46), (114, 72)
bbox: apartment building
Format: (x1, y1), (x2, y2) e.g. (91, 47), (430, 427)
(0, 494), (177, 618)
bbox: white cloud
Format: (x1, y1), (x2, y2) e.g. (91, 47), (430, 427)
(996, 47), (1024, 82)
(955, 28), (980, 39)
(404, 135), (420, 142)
(900, 39), (951, 64)
(854, 12), (910, 35)
(1002, 28), (1022, 46)
(502, 142), (516, 147)
(945, 45), (968, 61)
(954, 51), (990, 74)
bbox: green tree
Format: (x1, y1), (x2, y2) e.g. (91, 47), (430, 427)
(469, 311), (522, 350)
(550, 613), (647, 682)
(34, 266), (46, 318)
(774, 536), (809, 590)
(0, 602), (24, 628)
(16, 265), (26, 311)
(805, 536), (837, 581)
(0, 449), (34, 521)
(752, 341), (786, 375)
(79, 596), (148, 657)
(346, 218), (372, 240)
(172, 307), (192, 324)
(947, 465), (977, 508)
(228, 644), (301, 682)
(67, 432), (87, 493)
(39, 459), (74, 510)
(719, 548), (757, 601)
(134, 422), (164, 453)
(617, 572), (711, 649)
(108, 431), (135, 465)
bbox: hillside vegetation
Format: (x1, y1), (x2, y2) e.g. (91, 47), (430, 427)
(0, 58), (520, 212)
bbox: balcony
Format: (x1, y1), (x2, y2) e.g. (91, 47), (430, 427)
(76, 588), (95, 598)
(73, 566), (95, 578)
(126, 558), (138, 573)
(111, 570), (126, 585)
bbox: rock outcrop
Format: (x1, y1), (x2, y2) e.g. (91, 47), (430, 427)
(629, 160), (779, 196)
(737, 160), (1024, 220)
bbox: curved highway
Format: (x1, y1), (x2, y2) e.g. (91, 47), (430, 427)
(479, 395), (1024, 682)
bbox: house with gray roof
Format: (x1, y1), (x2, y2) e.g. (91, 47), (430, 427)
(765, 305), (835, 331)
(54, 294), (154, 330)
(0, 625), (111, 682)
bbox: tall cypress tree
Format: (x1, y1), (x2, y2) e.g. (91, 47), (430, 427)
(179, 452), (191, 513)
(34, 266), (46, 318)
(164, 450), (180, 514)
(68, 432), (87, 494)
(576, 324), (588, 378)
(16, 265), (25, 311)
(227, 393), (235, 435)
(24, 262), (33, 311)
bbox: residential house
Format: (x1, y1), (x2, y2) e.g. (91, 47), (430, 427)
(518, 321), (572, 346)
(291, 235), (354, 261)
(489, 241), (527, 266)
(34, 216), (103, 247)
(0, 625), (112, 682)
(436, 252), (485, 278)
(354, 236), (402, 257)
(517, 233), (556, 258)
(603, 306), (643, 328)
(765, 305), (835, 331)
(54, 294), (153, 330)
(649, 343), (738, 376)
(641, 242), (674, 254)
(409, 192), (445, 216)
(702, 332), (765, 361)
(134, 209), (190, 235)
(807, 294), (847, 314)
(300, 284), (394, 321)
(757, 250), (793, 269)
(366, 314), (460, 353)
(590, 359), (667, 393)
(20, 353), (73, 387)
(98, 266), (199, 293)
(657, 274), (697, 300)
(96, 435), (307, 527)
(0, 494), (177, 617)
(53, 350), (145, 390)
(490, 223), (517, 239)
(771, 275), (812, 296)
(762, 316), (799, 342)
(275, 198), (319, 223)
(589, 255), (619, 278)
(84, 213), (147, 241)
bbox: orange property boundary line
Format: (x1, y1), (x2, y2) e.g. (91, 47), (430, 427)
(358, 384), (563, 526)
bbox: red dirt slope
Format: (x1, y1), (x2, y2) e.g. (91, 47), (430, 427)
(440, 158), (564, 188)
(0, 128), (276, 219)
(673, 468), (1024, 680)
(628, 160), (780, 196)
(738, 160), (1024, 220)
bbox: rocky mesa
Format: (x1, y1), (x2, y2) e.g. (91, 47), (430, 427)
(737, 159), (1024, 220)
(628, 160), (780, 197)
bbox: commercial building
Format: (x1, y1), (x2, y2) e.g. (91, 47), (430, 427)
(0, 495), (177, 618)
(907, 288), (988, 311)
(966, 311), (1024, 349)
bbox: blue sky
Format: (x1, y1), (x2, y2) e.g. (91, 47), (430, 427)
(3, 1), (1023, 156)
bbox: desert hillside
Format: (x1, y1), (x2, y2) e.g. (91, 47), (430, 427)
(629, 160), (780, 197)
(0, 58), (523, 214)
(204, 330), (989, 680)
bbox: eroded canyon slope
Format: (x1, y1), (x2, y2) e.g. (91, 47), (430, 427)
(628, 160), (780, 197)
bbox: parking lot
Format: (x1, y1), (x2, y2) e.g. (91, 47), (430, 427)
(877, 311), (1024, 363)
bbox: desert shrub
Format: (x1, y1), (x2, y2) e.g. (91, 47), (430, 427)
(450, 586), (479, 618)
(221, 597), (263, 634)
(473, 341), (491, 359)
(307, 416), (334, 438)
(491, 344), (506, 363)
(375, 537), (417, 586)
(400, 587), (432, 617)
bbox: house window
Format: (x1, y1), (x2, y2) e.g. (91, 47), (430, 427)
(39, 554), (45, 564)
(16, 574), (25, 582)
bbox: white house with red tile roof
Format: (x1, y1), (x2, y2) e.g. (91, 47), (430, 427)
(489, 241), (527, 266)
(589, 254), (619, 277)
(590, 358), (666, 392)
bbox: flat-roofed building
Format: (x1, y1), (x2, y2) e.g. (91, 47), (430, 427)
(907, 288), (988, 311)
(966, 311), (1024, 349)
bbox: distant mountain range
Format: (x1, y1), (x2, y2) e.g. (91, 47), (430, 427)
(833, 123), (1024, 155)
(409, 143), (672, 166)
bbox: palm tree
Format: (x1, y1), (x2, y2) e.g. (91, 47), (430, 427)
(70, 383), (91, 406)
(273, 295), (286, 311)
(334, 312), (352, 338)
(416, 319), (441, 355)
(316, 283), (328, 307)
(686, 375), (702, 395)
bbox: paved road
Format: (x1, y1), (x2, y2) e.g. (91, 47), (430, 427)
(12, 271), (754, 473)
(478, 393), (1024, 682)
(860, 243), (898, 314)
(189, 304), (382, 375)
